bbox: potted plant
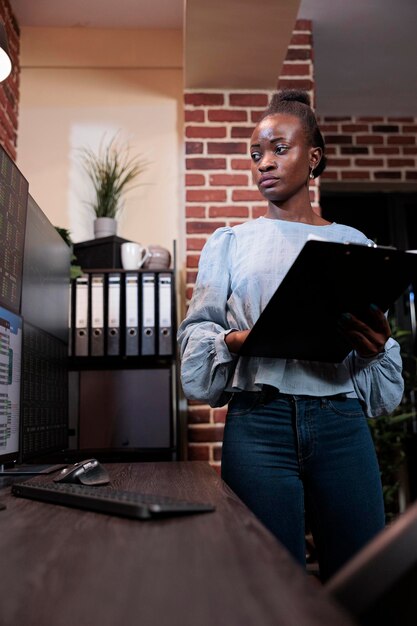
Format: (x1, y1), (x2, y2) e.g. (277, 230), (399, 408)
(79, 133), (148, 238)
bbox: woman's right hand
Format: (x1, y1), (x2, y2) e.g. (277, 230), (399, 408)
(225, 329), (251, 354)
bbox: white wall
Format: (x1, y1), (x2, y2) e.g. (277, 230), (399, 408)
(16, 28), (184, 262)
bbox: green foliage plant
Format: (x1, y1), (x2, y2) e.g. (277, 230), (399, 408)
(368, 320), (417, 521)
(79, 134), (148, 219)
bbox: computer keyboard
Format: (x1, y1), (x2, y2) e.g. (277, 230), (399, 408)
(11, 481), (215, 520)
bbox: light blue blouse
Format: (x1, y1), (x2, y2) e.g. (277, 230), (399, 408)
(177, 217), (404, 417)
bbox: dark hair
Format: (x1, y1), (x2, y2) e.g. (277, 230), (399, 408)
(259, 89), (327, 178)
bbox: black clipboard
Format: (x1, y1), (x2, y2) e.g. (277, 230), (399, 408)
(239, 240), (417, 363)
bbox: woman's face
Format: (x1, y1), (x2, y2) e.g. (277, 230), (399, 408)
(250, 113), (321, 205)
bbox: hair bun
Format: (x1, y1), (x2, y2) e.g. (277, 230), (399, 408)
(277, 89), (311, 107)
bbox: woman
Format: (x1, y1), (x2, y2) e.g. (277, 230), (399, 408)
(177, 90), (404, 580)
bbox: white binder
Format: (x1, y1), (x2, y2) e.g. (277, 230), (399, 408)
(90, 273), (104, 356)
(107, 273), (121, 355)
(125, 273), (139, 355)
(141, 273), (155, 355)
(158, 273), (173, 355)
(74, 274), (89, 356)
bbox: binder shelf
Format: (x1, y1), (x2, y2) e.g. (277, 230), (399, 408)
(69, 269), (176, 360)
(68, 268), (179, 461)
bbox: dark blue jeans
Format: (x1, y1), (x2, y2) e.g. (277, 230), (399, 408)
(221, 389), (385, 581)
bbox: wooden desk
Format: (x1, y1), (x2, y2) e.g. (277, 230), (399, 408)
(0, 462), (354, 626)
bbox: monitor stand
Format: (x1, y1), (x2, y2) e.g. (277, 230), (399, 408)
(0, 463), (67, 476)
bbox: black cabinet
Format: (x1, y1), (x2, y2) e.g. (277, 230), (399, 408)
(68, 266), (179, 461)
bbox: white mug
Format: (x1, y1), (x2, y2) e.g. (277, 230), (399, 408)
(121, 242), (149, 270)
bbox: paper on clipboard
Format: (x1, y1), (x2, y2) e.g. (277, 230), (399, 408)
(239, 240), (417, 363)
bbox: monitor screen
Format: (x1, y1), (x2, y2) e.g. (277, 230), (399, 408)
(0, 305), (22, 465)
(0, 146), (29, 314)
(21, 194), (70, 343)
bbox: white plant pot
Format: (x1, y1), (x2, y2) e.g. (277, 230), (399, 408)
(94, 217), (117, 239)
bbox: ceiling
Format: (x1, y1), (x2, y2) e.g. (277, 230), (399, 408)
(9, 0), (417, 116)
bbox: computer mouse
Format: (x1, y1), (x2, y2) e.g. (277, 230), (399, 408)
(54, 459), (110, 486)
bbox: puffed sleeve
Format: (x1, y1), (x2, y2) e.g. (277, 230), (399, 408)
(348, 337), (404, 417)
(177, 227), (238, 407)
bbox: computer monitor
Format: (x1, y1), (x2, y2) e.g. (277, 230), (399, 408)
(0, 305), (23, 466)
(325, 499), (417, 625)
(21, 194), (70, 343)
(19, 194), (70, 462)
(0, 146), (28, 315)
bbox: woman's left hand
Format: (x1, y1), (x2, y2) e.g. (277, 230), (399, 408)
(338, 305), (391, 358)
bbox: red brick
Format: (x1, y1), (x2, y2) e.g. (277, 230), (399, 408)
(340, 124), (369, 133)
(295, 18), (312, 30)
(209, 174), (248, 186)
(403, 125), (417, 133)
(186, 142), (203, 154)
(387, 136), (416, 145)
(357, 117), (384, 122)
(326, 147), (337, 155)
(209, 205), (249, 218)
(340, 146), (369, 154)
(388, 117), (414, 122)
(232, 189), (263, 201)
(188, 445), (210, 461)
(289, 33), (312, 46)
(404, 147), (417, 154)
(280, 62), (311, 76)
(229, 220), (247, 227)
(185, 93), (224, 106)
(186, 126), (227, 139)
(185, 205), (206, 218)
(406, 171), (417, 180)
(356, 135), (384, 145)
(186, 158), (227, 170)
(186, 237), (207, 251)
(207, 142), (247, 154)
(213, 407), (227, 423)
(374, 171), (402, 180)
(320, 171), (338, 180)
(185, 110), (205, 122)
(371, 125), (399, 133)
(186, 286), (194, 300)
(231, 126), (255, 138)
(373, 147), (400, 154)
(285, 49), (312, 61)
(207, 109), (247, 122)
(325, 135), (352, 144)
(186, 174), (205, 186)
(188, 425), (224, 443)
(186, 254), (201, 268)
(319, 124), (339, 133)
(186, 189), (227, 203)
(326, 158), (352, 167)
(186, 271), (198, 283)
(188, 407), (211, 423)
(231, 158), (252, 170)
(251, 110), (263, 123)
(212, 446), (223, 462)
(229, 94), (269, 107)
(340, 171), (371, 180)
(354, 158), (384, 167)
(277, 79), (313, 91)
(186, 221), (226, 234)
(322, 116), (352, 122)
(387, 158), (416, 167)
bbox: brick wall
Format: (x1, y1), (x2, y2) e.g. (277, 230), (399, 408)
(319, 116), (417, 183)
(183, 20), (316, 469)
(0, 0), (20, 160)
